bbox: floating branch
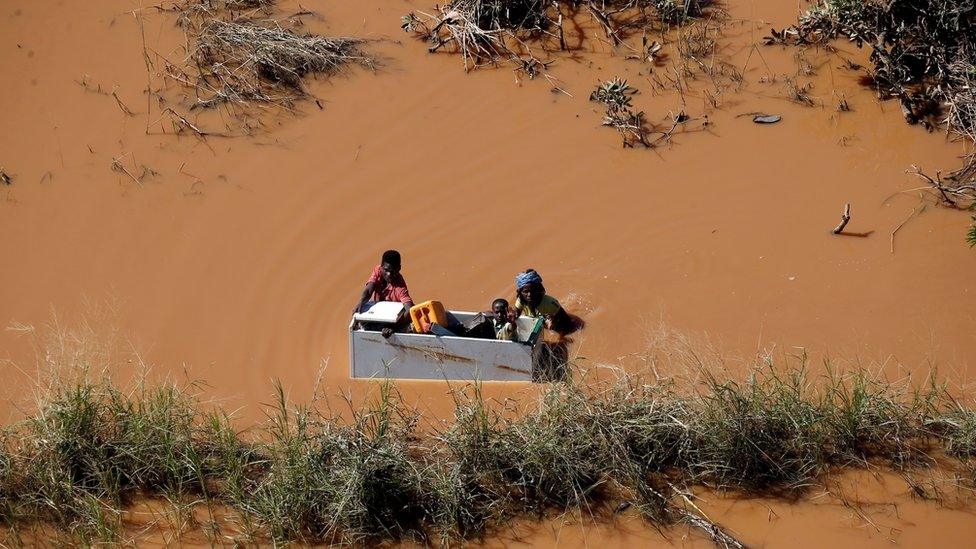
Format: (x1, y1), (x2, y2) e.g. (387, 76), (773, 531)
(832, 203), (851, 234)
(890, 201), (927, 253)
(909, 165), (976, 208)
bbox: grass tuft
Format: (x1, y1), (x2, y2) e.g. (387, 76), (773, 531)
(5, 326), (976, 546)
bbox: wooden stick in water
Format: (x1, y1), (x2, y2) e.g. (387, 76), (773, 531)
(832, 203), (851, 234)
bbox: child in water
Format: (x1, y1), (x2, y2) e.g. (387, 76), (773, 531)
(489, 298), (518, 342)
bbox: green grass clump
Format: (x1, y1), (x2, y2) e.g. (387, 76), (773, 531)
(936, 406), (976, 458)
(0, 368), (253, 543)
(7, 331), (976, 546)
(328, 386), (436, 543)
(244, 382), (437, 545)
(499, 386), (612, 511)
(820, 368), (931, 465)
(586, 380), (691, 520)
(0, 440), (17, 530)
(431, 389), (510, 541)
(15, 381), (128, 541)
(241, 400), (338, 542)
(691, 367), (828, 493)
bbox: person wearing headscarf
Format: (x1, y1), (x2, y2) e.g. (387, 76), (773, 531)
(512, 268), (575, 335)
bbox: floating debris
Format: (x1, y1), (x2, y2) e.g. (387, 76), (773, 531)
(753, 114), (781, 124)
(0, 168), (12, 185)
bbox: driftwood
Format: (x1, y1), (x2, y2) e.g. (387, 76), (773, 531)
(832, 203), (851, 234)
(681, 510), (747, 549)
(671, 487), (748, 549)
(111, 156), (143, 188)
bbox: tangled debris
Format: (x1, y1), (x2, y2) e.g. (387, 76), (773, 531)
(190, 20), (372, 109)
(142, 0), (373, 135)
(401, 1), (726, 149)
(402, 1), (718, 75)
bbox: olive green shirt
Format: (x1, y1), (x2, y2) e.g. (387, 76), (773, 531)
(513, 295), (562, 319)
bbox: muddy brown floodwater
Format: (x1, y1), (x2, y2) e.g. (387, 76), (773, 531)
(2, 0), (975, 546)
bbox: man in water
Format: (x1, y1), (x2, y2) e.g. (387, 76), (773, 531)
(354, 250), (415, 337)
(513, 269), (577, 335)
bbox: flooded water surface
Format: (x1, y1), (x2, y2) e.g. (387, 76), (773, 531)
(2, 0), (975, 545)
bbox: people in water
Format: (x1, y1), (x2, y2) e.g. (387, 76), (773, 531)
(513, 268), (577, 335)
(354, 249), (414, 337)
(352, 253), (579, 339)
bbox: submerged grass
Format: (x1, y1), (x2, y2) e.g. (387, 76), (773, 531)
(3, 331), (976, 546)
(143, 0), (375, 135)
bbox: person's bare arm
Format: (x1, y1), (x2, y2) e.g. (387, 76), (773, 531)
(381, 301), (414, 338)
(354, 281), (376, 314)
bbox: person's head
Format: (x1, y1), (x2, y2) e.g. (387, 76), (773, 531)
(491, 298), (509, 317)
(380, 249), (401, 283)
(515, 268), (545, 307)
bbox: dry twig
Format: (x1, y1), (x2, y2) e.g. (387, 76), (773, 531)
(890, 200), (927, 253)
(832, 203), (851, 234)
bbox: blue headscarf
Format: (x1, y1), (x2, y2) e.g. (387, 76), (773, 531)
(515, 269), (543, 289)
